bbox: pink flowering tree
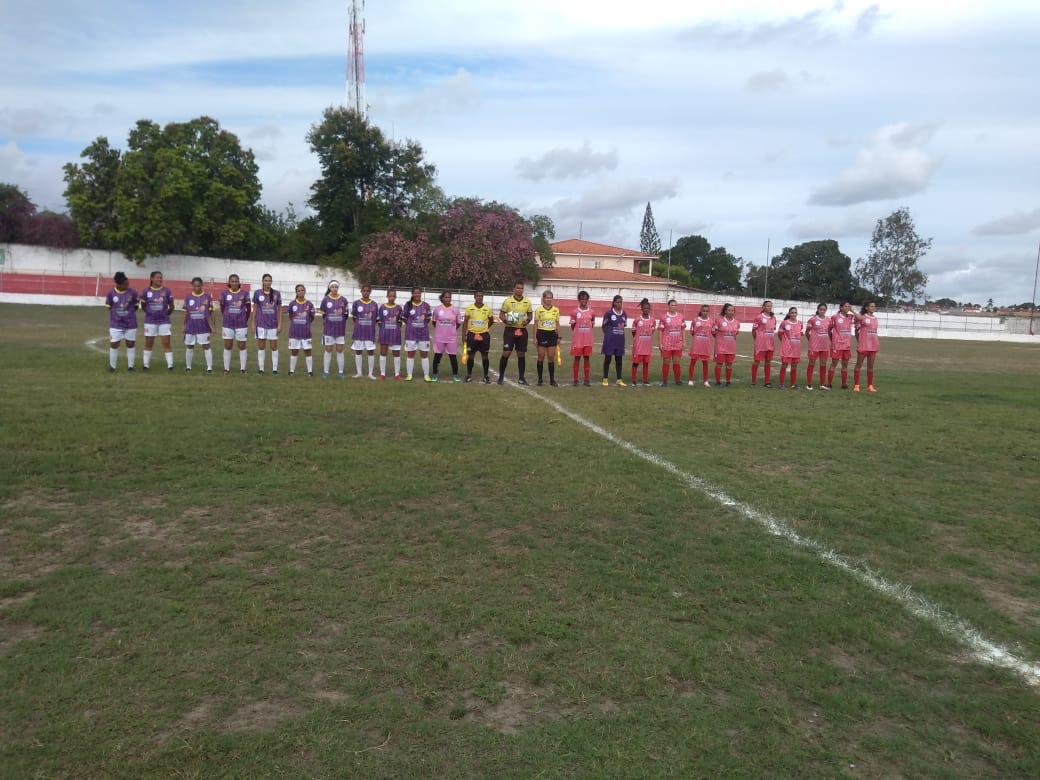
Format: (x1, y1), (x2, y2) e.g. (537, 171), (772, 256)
(357, 229), (436, 286)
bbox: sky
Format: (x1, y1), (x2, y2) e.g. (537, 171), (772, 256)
(2, 0), (1039, 303)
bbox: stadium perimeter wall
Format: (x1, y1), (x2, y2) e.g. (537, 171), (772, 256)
(1, 243), (1035, 343)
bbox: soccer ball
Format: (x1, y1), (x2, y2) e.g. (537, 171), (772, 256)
(505, 310), (522, 326)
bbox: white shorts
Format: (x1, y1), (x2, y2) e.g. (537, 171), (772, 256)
(184, 333), (211, 346)
(382, 344), (401, 352)
(323, 335), (346, 346)
(222, 327), (248, 341)
(404, 339), (431, 352)
(109, 328), (137, 342)
(143, 323), (171, 338)
(289, 338), (313, 351)
(255, 327), (279, 341)
(352, 340), (376, 352)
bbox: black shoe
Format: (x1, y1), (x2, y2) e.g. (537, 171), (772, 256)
(272, 369), (278, 375)
(289, 371), (295, 376)
(185, 367), (191, 372)
(517, 378), (529, 386)
(207, 369), (213, 374)
(258, 369), (264, 375)
(764, 383), (772, 388)
(107, 366), (115, 373)
(583, 380), (590, 387)
(240, 369), (246, 375)
(550, 380), (558, 387)
(464, 376), (473, 383)
(497, 377), (504, 385)
(537, 380), (544, 386)
(482, 376), (490, 384)
(167, 366), (174, 372)
(307, 372), (313, 377)
(725, 381), (731, 387)
(127, 367), (135, 372)
(142, 365), (149, 372)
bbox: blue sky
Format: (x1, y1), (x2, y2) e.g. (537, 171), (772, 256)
(2, 0), (1039, 303)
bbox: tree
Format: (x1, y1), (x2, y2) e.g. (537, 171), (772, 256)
(660, 235), (744, 292)
(855, 207), (931, 304)
(639, 202), (661, 257)
(986, 297), (995, 310)
(639, 261), (694, 288)
(62, 136), (121, 248)
(0, 183), (36, 242)
(25, 211), (80, 249)
(743, 240), (859, 302)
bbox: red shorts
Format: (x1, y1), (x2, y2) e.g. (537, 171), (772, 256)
(715, 353), (735, 365)
(858, 350), (877, 357)
(570, 345), (593, 357)
(782, 356), (800, 365)
(754, 350), (774, 361)
(660, 349), (683, 359)
(808, 350), (827, 362)
(831, 349), (851, 361)
(633, 354), (651, 364)
(689, 351), (711, 361)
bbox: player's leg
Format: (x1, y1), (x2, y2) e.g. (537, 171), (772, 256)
(290, 345), (299, 375)
(725, 355), (733, 385)
(379, 343), (388, 378)
(867, 353), (877, 392)
(323, 341), (333, 378)
(367, 347), (377, 379)
(125, 332), (136, 370)
(537, 343), (547, 385)
(161, 332), (173, 369)
(108, 328), (121, 371)
(257, 336), (267, 373)
(853, 352), (866, 391)
(498, 346), (512, 384)
(763, 353), (772, 387)
(143, 332), (155, 369)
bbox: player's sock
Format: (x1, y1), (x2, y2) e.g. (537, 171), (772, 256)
(271, 351), (278, 372)
(406, 355), (415, 378)
(548, 362), (555, 383)
(354, 353), (363, 375)
(126, 347), (136, 368)
(238, 349), (247, 371)
(583, 357), (590, 381)
(393, 354), (401, 376)
(499, 355), (509, 377)
(573, 358), (580, 382)
(673, 362), (680, 384)
(614, 355), (623, 379)
(662, 362), (669, 383)
(827, 367), (835, 386)
(538, 361), (545, 382)
(688, 361), (695, 381)
(323, 352), (332, 374)
(336, 352), (345, 374)
(165, 351), (173, 369)
(421, 356), (430, 377)
(841, 369), (848, 386)
(702, 361), (709, 383)
(715, 364), (722, 384)
(368, 353), (377, 377)
(854, 367), (861, 385)
(867, 370), (874, 385)
(779, 364), (787, 387)
(379, 355), (387, 376)
(603, 356), (611, 379)
(449, 355), (459, 376)
(806, 363), (813, 386)
(642, 362), (649, 384)
(764, 363), (772, 384)
(517, 356), (527, 380)
(819, 363), (826, 386)
(305, 355), (313, 373)
(482, 354), (490, 379)
(751, 362), (758, 384)
(432, 353), (442, 375)
(725, 365), (733, 383)
(143, 349), (151, 368)
(290, 354), (298, 373)
(257, 350), (266, 372)
(223, 351), (231, 372)
(185, 349), (194, 370)
(109, 347), (118, 369)
(631, 364), (638, 383)
(203, 349), (213, 370)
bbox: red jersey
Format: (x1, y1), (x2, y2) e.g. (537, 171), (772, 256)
(751, 312), (776, 352)
(856, 314), (880, 352)
(829, 312), (854, 351)
(778, 319), (803, 360)
(689, 317), (713, 358)
(632, 315), (656, 357)
(571, 307), (595, 349)
(806, 315), (830, 354)
(713, 316), (739, 356)
(658, 312), (685, 352)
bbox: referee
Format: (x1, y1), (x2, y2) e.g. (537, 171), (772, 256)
(497, 280), (533, 385)
(463, 291), (493, 383)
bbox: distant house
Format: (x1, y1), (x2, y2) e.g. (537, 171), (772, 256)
(539, 239), (676, 293)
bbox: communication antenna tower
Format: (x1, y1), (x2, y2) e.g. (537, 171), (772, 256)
(347, 0), (367, 116)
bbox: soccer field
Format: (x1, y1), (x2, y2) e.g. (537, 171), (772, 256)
(1, 303), (1039, 777)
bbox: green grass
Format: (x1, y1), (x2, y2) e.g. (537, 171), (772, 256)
(1, 304), (1039, 778)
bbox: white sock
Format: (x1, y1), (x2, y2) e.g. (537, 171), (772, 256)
(165, 351), (173, 368)
(258, 350), (266, 371)
(290, 354), (298, 373)
(421, 356), (430, 377)
(239, 349), (247, 371)
(393, 354), (401, 376)
(337, 352), (346, 374)
(368, 353), (377, 377)
(143, 349), (151, 368)
(324, 352), (332, 374)
(185, 349), (194, 369)
(379, 355), (387, 376)
(204, 349), (213, 370)
(109, 347), (118, 369)
(406, 355), (414, 378)
(223, 351), (231, 372)
(126, 347), (135, 367)
(271, 351), (279, 371)
(354, 353), (362, 375)
(305, 355), (313, 373)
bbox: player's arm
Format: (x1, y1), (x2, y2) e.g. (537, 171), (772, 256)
(499, 306), (509, 325)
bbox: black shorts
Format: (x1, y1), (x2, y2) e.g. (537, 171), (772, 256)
(466, 332), (490, 353)
(536, 330), (559, 348)
(502, 327), (529, 353)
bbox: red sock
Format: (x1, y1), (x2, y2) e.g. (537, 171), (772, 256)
(631, 364), (638, 383)
(725, 365), (733, 382)
(827, 367), (835, 386)
(841, 369), (848, 386)
(868, 370), (874, 385)
(662, 363), (670, 383)
(673, 362), (681, 383)
(715, 364), (722, 384)
(572, 359), (579, 382)
(751, 363), (759, 384)
(642, 362), (649, 384)
(584, 358), (590, 381)
(819, 363), (826, 386)
(764, 363), (772, 384)
(779, 365), (787, 386)
(702, 361), (709, 382)
(854, 368), (861, 385)
(688, 361), (695, 381)
(806, 363), (814, 385)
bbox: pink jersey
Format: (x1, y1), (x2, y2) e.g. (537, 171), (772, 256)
(689, 317), (713, 358)
(713, 317), (739, 356)
(778, 319), (803, 360)
(805, 315), (831, 354)
(829, 312), (854, 351)
(752, 312), (776, 352)
(659, 312), (685, 351)
(432, 304), (462, 343)
(856, 314), (880, 352)
(571, 307), (595, 349)
(632, 315), (656, 357)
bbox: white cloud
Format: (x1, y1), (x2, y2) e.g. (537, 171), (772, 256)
(516, 141), (619, 181)
(972, 207), (1040, 236)
(373, 68), (479, 121)
(745, 68), (822, 93)
(0, 141), (67, 211)
(541, 177), (679, 244)
(789, 211), (878, 239)
(808, 122), (941, 206)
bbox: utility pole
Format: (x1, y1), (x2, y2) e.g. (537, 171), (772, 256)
(347, 0), (367, 117)
(1030, 240), (1039, 336)
(763, 238), (771, 300)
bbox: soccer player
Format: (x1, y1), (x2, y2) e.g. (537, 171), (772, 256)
(462, 291), (493, 383)
(631, 298), (655, 387)
(658, 299), (685, 386)
(351, 284), (379, 380)
(287, 284), (315, 377)
(777, 307), (803, 389)
(712, 303), (739, 386)
(182, 276), (214, 373)
(220, 274), (251, 374)
(601, 294), (628, 387)
(252, 273), (282, 375)
(377, 288), (403, 380)
(570, 290), (595, 386)
(319, 280), (348, 379)
(750, 300), (776, 387)
(853, 301), (880, 393)
(403, 288), (432, 382)
(431, 291), (463, 382)
(688, 304), (713, 387)
(826, 301), (855, 390)
(141, 270), (174, 371)
(104, 271), (139, 372)
(804, 303), (830, 390)
(534, 290), (561, 387)
(498, 281), (533, 385)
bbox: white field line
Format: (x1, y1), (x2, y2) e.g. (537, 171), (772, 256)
(85, 337), (107, 355)
(499, 375), (1040, 691)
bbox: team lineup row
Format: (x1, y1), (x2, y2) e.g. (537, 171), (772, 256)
(104, 272), (884, 392)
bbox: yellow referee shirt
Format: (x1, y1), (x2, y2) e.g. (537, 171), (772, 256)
(464, 303), (493, 334)
(501, 296), (532, 326)
(535, 305), (560, 330)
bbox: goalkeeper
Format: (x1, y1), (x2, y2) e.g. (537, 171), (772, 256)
(497, 280), (533, 385)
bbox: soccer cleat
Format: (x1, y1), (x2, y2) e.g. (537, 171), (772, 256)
(307, 371), (313, 377)
(127, 367), (135, 372)
(497, 377), (504, 385)
(616, 379), (627, 387)
(288, 371), (295, 376)
(240, 370), (246, 375)
(107, 365), (116, 373)
(517, 378), (529, 386)
(660, 381), (668, 387)
(688, 380), (694, 387)
(853, 384), (861, 392)
(338, 372), (345, 380)
(142, 365), (149, 372)
(272, 370), (278, 375)
(583, 379), (591, 387)
(430, 375), (439, 383)
(369, 374), (378, 381)
(537, 380), (544, 387)
(394, 375), (403, 381)
(352, 373), (363, 379)
(791, 385), (799, 390)
(704, 381), (710, 388)
(424, 375), (434, 383)
(167, 366), (174, 372)
(549, 380), (558, 387)
(379, 374), (386, 381)
(224, 370), (230, 375)
(602, 378), (610, 387)
(405, 375), (413, 381)
(206, 369), (213, 374)
(185, 367), (192, 372)
(258, 369), (264, 375)
(483, 376), (491, 384)
(464, 376), (473, 383)
(725, 381), (731, 387)
(820, 385), (830, 391)
(763, 383), (772, 389)
(867, 384), (877, 393)
(453, 377), (461, 383)
(806, 385), (814, 390)
(840, 384), (849, 390)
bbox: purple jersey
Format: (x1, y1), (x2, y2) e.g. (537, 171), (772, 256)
(378, 304), (403, 346)
(252, 288), (282, 329)
(320, 295), (349, 337)
(220, 288), (251, 329)
(288, 299), (315, 339)
(403, 300), (432, 341)
(106, 287), (139, 329)
(601, 309), (627, 355)
(141, 286), (173, 325)
(352, 299), (379, 340)
(183, 293), (214, 334)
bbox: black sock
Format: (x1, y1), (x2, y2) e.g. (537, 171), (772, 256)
(449, 355), (458, 375)
(614, 355), (623, 378)
(499, 354), (509, 376)
(517, 356), (526, 379)
(603, 356), (611, 378)
(482, 354), (490, 378)
(432, 353), (442, 375)
(548, 362), (555, 382)
(466, 350), (474, 376)
(537, 360), (544, 382)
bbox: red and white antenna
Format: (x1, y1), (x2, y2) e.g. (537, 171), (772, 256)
(347, 0), (367, 117)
